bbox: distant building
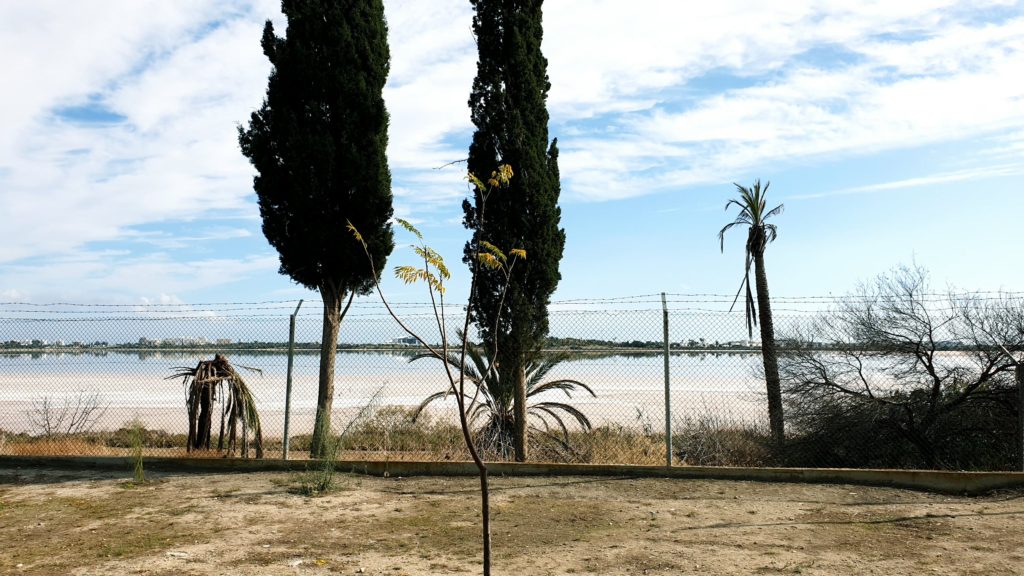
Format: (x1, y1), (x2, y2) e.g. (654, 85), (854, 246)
(215, 338), (232, 345)
(723, 340), (758, 348)
(391, 337), (418, 346)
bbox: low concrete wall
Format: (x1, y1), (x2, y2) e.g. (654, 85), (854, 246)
(1, 456), (1021, 495)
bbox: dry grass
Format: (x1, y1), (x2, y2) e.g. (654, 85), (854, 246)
(673, 414), (772, 467)
(5, 438), (127, 457)
(1, 408), (771, 467)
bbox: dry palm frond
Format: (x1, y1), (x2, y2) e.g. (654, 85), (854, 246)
(168, 354), (264, 458)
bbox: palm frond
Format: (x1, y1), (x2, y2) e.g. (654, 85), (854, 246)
(718, 219), (750, 252)
(529, 379), (596, 398)
(728, 274), (747, 313)
(525, 353), (571, 388)
(532, 402), (594, 432)
(531, 410), (553, 433)
(469, 400), (493, 425)
(410, 390), (461, 422)
(744, 260), (758, 339)
(408, 350), (482, 383)
(530, 405), (570, 440)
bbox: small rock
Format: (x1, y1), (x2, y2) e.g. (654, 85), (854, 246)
(262, 544), (271, 548)
(165, 551), (189, 558)
(357, 568), (365, 573)
(288, 559), (303, 567)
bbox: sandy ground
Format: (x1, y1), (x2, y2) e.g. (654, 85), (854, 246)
(1, 465), (1022, 576)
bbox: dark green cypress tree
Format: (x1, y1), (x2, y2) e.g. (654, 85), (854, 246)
(463, 0), (565, 462)
(238, 0), (393, 457)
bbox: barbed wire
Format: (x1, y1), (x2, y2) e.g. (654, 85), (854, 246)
(3, 290), (1022, 309)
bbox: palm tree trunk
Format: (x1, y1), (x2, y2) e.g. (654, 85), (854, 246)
(186, 389), (198, 453)
(311, 284), (344, 458)
(753, 251), (785, 446)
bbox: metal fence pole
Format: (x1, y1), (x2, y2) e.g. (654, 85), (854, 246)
(662, 292), (672, 467)
(283, 299), (303, 460)
(1017, 363), (1023, 472)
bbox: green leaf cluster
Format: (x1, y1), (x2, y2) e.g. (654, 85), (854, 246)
(238, 0), (395, 296)
(464, 0), (566, 371)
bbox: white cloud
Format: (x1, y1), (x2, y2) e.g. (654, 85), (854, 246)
(786, 163), (1024, 200)
(2, 0), (1023, 300)
(542, 0), (1011, 118)
(0, 3), (271, 264)
(0, 252), (279, 304)
(555, 7), (1024, 201)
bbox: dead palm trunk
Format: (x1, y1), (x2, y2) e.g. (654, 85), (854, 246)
(753, 249), (784, 446)
(172, 354), (264, 458)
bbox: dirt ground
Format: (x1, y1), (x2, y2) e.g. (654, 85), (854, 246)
(1, 465), (1022, 576)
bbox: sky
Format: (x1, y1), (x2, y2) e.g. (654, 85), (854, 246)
(2, 0), (1023, 315)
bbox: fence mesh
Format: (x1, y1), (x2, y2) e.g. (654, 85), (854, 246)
(1, 295), (1021, 471)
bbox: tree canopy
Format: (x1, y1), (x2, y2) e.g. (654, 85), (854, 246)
(239, 0), (394, 296)
(463, 0), (565, 461)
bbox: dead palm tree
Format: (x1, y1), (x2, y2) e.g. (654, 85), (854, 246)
(719, 180), (785, 445)
(168, 354), (264, 458)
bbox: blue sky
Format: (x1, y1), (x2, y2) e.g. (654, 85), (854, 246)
(1, 0), (1023, 312)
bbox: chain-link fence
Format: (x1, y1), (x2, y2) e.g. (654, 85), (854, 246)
(2, 294), (1022, 470)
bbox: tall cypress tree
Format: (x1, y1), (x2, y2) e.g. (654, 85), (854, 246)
(239, 0), (394, 457)
(464, 0), (565, 462)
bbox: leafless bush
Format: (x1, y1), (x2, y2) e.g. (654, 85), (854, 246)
(27, 392), (107, 438)
(779, 265), (1023, 469)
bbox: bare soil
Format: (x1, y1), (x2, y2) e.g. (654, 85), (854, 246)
(1, 465), (1022, 575)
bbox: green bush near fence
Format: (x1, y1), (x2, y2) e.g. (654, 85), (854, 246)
(781, 386), (1020, 471)
(104, 425), (188, 449)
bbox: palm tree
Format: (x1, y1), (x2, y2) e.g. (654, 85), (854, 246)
(410, 339), (596, 460)
(719, 180), (785, 446)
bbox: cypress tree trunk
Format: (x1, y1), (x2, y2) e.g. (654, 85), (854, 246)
(753, 250), (784, 446)
(311, 284), (343, 458)
(512, 361), (528, 462)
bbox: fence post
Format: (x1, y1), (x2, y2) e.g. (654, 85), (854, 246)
(662, 292), (672, 467)
(283, 299), (303, 460)
(1017, 363), (1023, 472)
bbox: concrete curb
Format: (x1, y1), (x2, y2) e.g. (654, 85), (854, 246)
(1, 456), (1021, 495)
